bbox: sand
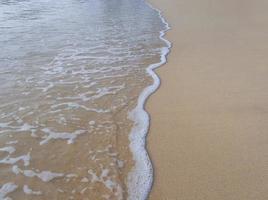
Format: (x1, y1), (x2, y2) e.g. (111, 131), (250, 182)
(147, 0), (268, 199)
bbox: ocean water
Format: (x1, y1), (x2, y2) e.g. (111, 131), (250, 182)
(0, 0), (169, 199)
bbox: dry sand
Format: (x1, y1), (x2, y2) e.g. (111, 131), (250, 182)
(147, 0), (268, 199)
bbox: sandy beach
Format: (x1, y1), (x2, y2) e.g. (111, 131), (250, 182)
(147, 0), (268, 199)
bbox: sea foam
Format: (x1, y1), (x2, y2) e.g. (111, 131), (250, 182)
(127, 1), (171, 200)
(0, 182), (18, 199)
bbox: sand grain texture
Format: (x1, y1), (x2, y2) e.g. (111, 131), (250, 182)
(147, 0), (268, 199)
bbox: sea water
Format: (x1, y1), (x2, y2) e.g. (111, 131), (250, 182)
(0, 0), (170, 199)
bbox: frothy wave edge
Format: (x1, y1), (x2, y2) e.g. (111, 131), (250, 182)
(127, 1), (171, 200)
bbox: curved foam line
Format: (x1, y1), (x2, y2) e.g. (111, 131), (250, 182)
(127, 1), (171, 200)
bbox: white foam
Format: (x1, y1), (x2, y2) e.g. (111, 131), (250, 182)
(50, 102), (110, 113)
(88, 169), (99, 183)
(44, 66), (64, 75)
(40, 128), (86, 145)
(41, 82), (54, 92)
(80, 177), (89, 183)
(5, 141), (18, 145)
(66, 173), (78, 178)
(0, 182), (18, 200)
(88, 168), (123, 199)
(89, 121), (95, 125)
(12, 165), (64, 182)
(127, 1), (171, 200)
(0, 123), (34, 133)
(0, 123), (10, 129)
(0, 146), (15, 154)
(0, 152), (30, 166)
(57, 189), (64, 193)
(12, 165), (20, 175)
(89, 85), (125, 101)
(56, 85), (124, 103)
(19, 123), (34, 131)
(23, 185), (42, 196)
(80, 187), (87, 194)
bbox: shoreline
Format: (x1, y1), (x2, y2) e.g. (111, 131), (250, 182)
(147, 0), (268, 199)
(127, 1), (171, 199)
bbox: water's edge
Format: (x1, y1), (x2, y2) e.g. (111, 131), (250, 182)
(127, 1), (171, 199)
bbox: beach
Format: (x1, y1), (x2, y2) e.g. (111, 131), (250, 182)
(147, 0), (268, 199)
(1, 0), (267, 199)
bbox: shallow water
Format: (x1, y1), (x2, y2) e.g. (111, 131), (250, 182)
(0, 0), (166, 199)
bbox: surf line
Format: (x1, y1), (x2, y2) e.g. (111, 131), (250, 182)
(127, 1), (172, 200)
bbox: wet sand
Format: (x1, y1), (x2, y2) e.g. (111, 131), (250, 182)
(147, 0), (268, 199)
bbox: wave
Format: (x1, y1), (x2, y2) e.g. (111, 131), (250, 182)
(127, 1), (172, 200)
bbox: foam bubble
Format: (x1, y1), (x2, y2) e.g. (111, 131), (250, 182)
(40, 128), (86, 145)
(12, 165), (20, 175)
(88, 168), (123, 199)
(66, 174), (78, 178)
(81, 177), (89, 183)
(89, 121), (95, 125)
(19, 123), (34, 131)
(11, 165), (64, 182)
(0, 123), (10, 128)
(23, 185), (42, 196)
(23, 169), (64, 182)
(0, 152), (30, 166)
(0, 146), (16, 154)
(127, 1), (171, 200)
(0, 182), (18, 199)
(5, 141), (18, 145)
